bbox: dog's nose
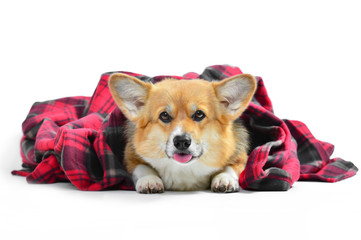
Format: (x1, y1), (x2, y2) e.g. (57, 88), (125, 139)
(173, 135), (191, 151)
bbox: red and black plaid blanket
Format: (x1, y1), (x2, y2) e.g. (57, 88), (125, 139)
(12, 65), (358, 191)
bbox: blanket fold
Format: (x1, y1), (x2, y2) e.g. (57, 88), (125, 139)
(12, 65), (358, 191)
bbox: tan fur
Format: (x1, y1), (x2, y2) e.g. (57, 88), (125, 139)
(109, 73), (256, 193)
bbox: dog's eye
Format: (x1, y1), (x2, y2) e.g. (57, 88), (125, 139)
(159, 111), (172, 123)
(192, 110), (206, 122)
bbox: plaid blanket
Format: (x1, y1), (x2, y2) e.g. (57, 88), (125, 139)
(12, 65), (358, 191)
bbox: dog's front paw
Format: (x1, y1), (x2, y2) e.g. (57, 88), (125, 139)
(211, 172), (239, 193)
(136, 175), (165, 194)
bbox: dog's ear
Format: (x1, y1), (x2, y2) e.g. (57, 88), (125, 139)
(109, 73), (152, 121)
(213, 74), (257, 120)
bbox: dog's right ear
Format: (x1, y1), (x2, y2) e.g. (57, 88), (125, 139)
(109, 73), (152, 121)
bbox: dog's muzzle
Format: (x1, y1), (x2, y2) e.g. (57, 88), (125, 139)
(165, 128), (203, 164)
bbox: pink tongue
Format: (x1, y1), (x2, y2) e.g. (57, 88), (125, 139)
(173, 154), (193, 163)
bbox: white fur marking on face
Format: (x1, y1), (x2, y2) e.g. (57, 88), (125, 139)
(172, 125), (183, 137)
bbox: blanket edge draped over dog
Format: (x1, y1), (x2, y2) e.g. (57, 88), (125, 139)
(12, 65), (358, 191)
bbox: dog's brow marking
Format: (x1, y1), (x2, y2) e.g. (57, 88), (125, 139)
(166, 105), (171, 114)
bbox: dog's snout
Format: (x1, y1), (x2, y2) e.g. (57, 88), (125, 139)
(173, 135), (191, 151)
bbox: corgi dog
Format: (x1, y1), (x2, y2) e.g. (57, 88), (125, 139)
(109, 73), (256, 193)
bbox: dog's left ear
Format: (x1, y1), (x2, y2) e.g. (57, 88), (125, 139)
(109, 73), (152, 121)
(213, 74), (257, 120)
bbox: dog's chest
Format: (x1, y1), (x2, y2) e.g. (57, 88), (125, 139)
(144, 158), (220, 191)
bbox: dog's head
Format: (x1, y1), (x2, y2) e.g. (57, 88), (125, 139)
(109, 73), (256, 168)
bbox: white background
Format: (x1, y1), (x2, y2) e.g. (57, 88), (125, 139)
(0, 0), (360, 239)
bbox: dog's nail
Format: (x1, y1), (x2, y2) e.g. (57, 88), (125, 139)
(219, 185), (226, 192)
(228, 186), (234, 192)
